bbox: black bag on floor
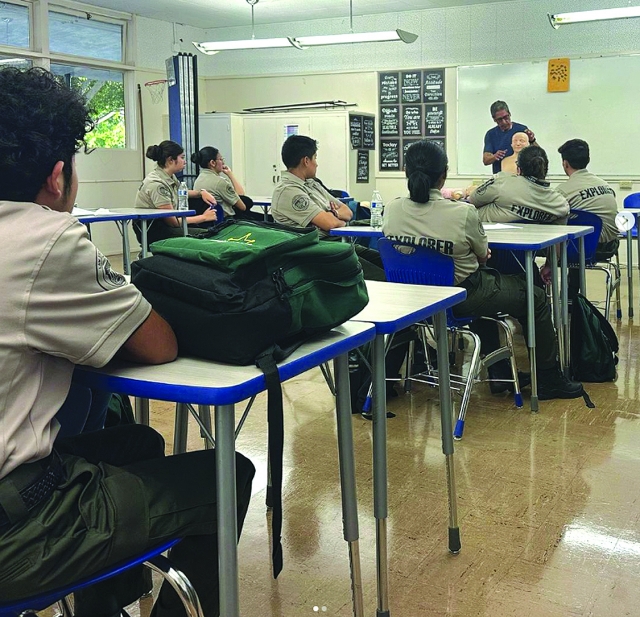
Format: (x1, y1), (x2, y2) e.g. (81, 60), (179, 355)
(570, 293), (618, 382)
(130, 219), (369, 577)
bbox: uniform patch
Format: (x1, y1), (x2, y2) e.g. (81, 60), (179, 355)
(158, 186), (172, 199)
(292, 194), (311, 211)
(96, 252), (126, 291)
(475, 178), (494, 196)
(225, 185), (236, 199)
(478, 221), (486, 236)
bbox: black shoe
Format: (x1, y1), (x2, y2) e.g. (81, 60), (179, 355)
(538, 369), (584, 400)
(488, 360), (530, 394)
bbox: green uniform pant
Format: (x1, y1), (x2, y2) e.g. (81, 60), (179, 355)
(453, 268), (558, 371)
(0, 424), (255, 617)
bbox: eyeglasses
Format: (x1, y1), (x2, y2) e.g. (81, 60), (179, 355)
(216, 156), (224, 161)
(493, 113), (511, 124)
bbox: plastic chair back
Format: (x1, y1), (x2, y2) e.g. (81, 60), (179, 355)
(378, 238), (455, 286)
(623, 193), (640, 209)
(566, 209), (602, 266)
(188, 196), (224, 224)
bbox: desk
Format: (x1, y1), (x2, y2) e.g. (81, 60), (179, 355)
(73, 322), (375, 617)
(351, 280), (467, 617)
(620, 207), (640, 318)
(252, 196), (272, 221)
(75, 208), (194, 275)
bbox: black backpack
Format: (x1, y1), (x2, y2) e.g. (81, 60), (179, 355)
(570, 293), (618, 382)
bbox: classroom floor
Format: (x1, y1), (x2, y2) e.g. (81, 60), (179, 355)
(43, 262), (640, 617)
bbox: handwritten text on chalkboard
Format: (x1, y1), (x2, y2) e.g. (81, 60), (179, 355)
(423, 69), (445, 103)
(380, 106), (400, 137)
(402, 106), (423, 137)
(349, 114), (363, 149)
(425, 104), (446, 137)
(401, 71), (422, 103)
(357, 150), (369, 183)
(379, 72), (400, 104)
(362, 116), (375, 149)
(380, 140), (400, 171)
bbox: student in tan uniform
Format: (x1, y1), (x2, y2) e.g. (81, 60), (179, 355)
(192, 146), (251, 218)
(135, 140), (218, 245)
(0, 67), (255, 617)
(469, 145), (569, 224)
(271, 134), (385, 281)
(383, 139), (583, 400)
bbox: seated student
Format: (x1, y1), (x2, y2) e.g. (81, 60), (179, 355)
(271, 134), (385, 281)
(382, 139), (583, 400)
(468, 145), (569, 224)
(500, 131), (530, 175)
(135, 140), (218, 245)
(556, 139), (619, 293)
(192, 146), (254, 218)
(0, 67), (255, 617)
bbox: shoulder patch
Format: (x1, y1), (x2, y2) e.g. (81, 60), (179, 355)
(158, 185), (172, 199)
(292, 194), (311, 211)
(478, 220), (486, 236)
(95, 252), (126, 291)
(475, 178), (495, 196)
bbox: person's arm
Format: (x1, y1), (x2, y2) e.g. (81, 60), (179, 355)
(222, 165), (245, 195)
(155, 203), (217, 227)
(465, 207), (490, 263)
(188, 188), (216, 207)
(482, 130), (506, 166)
(117, 309), (177, 364)
(311, 210), (347, 231)
(524, 128), (538, 146)
(330, 201), (353, 222)
(467, 177), (498, 208)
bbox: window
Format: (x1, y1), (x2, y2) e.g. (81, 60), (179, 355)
(0, 52), (31, 68)
(51, 63), (126, 149)
(0, 1), (29, 48)
(49, 10), (123, 62)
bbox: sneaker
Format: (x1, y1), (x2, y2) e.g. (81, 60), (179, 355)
(538, 369), (584, 400)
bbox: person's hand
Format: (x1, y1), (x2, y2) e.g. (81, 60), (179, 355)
(201, 206), (218, 222)
(222, 164), (232, 174)
(494, 149), (507, 162)
(524, 128), (536, 144)
(200, 189), (217, 207)
(540, 263), (552, 284)
(329, 202), (340, 217)
(478, 248), (491, 264)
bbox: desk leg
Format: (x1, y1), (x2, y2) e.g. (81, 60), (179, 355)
(525, 251), (539, 412)
(216, 404), (240, 617)
(434, 311), (461, 554)
(371, 334), (390, 616)
(173, 403), (188, 454)
(263, 204), (269, 222)
(85, 222), (92, 241)
(334, 353), (365, 617)
(135, 397), (149, 425)
(579, 236), (587, 296)
(122, 220), (131, 276)
(561, 243), (570, 378)
(141, 221), (149, 258)
(549, 249), (563, 374)
(628, 229), (635, 319)
(182, 216), (188, 236)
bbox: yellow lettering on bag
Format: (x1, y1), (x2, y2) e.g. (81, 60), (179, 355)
(226, 233), (256, 245)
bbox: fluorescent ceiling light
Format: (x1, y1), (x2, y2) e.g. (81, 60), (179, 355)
(548, 6), (640, 28)
(193, 38), (300, 54)
(297, 29), (418, 46)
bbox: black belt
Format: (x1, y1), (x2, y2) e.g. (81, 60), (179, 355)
(0, 451), (65, 529)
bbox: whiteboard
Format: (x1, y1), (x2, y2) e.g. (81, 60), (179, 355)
(457, 56), (640, 177)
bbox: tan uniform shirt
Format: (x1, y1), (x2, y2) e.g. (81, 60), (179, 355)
(556, 169), (618, 243)
(193, 169), (240, 217)
(469, 172), (569, 224)
(271, 172), (339, 238)
(135, 165), (179, 209)
(382, 190), (488, 284)
(0, 201), (151, 479)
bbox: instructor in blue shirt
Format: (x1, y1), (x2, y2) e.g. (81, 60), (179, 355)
(483, 100), (537, 173)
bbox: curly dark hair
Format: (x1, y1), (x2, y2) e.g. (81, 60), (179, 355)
(0, 67), (94, 203)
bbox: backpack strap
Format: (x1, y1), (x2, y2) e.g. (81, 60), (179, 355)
(255, 347), (285, 578)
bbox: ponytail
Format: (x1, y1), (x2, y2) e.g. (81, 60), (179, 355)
(408, 170), (432, 203)
(518, 145), (548, 180)
(404, 140), (448, 203)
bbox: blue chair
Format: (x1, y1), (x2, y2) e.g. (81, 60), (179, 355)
(567, 209), (621, 320)
(0, 539), (203, 617)
(623, 193), (640, 238)
(378, 238), (523, 440)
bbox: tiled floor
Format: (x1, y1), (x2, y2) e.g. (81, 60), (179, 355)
(43, 262), (640, 616)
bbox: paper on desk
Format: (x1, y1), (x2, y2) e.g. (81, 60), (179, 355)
(94, 208), (112, 214)
(482, 223), (522, 230)
(72, 206), (96, 215)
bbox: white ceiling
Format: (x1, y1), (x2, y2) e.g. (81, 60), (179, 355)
(78, 0), (515, 29)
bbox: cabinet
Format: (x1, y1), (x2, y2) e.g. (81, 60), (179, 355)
(198, 113), (245, 181)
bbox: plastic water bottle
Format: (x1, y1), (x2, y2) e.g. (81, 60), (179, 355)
(370, 189), (384, 229)
(178, 181), (188, 211)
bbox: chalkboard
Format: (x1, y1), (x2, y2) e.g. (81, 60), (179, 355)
(401, 71), (422, 104)
(356, 150), (369, 183)
(362, 115), (375, 149)
(380, 140), (400, 171)
(379, 72), (400, 104)
(457, 56), (640, 176)
(425, 104), (446, 137)
(380, 106), (400, 137)
(349, 114), (363, 149)
(402, 105), (422, 137)
(402, 139), (421, 168)
(423, 69), (445, 103)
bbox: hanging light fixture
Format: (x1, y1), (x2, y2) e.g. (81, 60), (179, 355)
(193, 0), (418, 55)
(548, 6), (640, 29)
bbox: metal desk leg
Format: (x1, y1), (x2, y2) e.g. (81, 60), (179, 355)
(216, 404), (240, 617)
(135, 397), (149, 425)
(628, 229), (635, 319)
(182, 215), (188, 236)
(141, 221), (149, 258)
(371, 334), (389, 617)
(579, 236), (587, 296)
(549, 249), (563, 374)
(333, 353), (365, 617)
(173, 402), (189, 454)
(561, 243), (570, 377)
(525, 251), (539, 412)
(198, 404), (214, 449)
(85, 222), (92, 241)
(434, 311), (461, 554)
(122, 220), (131, 275)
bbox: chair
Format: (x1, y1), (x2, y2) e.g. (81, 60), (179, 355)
(0, 539), (204, 617)
(623, 193), (640, 238)
(567, 209), (621, 320)
(378, 238), (523, 440)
